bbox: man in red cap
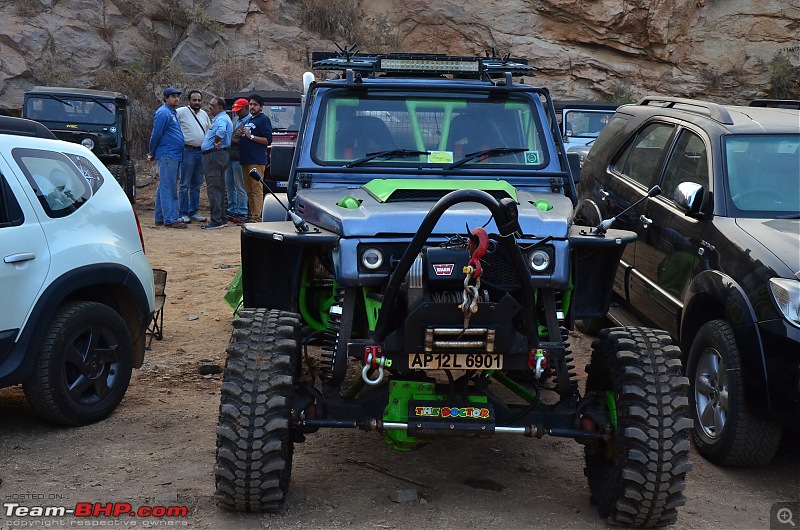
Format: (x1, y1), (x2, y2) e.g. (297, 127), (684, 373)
(225, 98), (251, 223)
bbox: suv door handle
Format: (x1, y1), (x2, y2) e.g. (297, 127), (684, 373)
(639, 215), (653, 228)
(4, 253), (36, 264)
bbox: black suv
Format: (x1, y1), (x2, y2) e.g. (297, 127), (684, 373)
(23, 87), (136, 203)
(575, 96), (800, 467)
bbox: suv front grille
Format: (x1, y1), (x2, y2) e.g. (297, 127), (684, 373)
(480, 249), (521, 289)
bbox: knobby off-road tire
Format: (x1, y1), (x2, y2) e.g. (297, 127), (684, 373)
(108, 164), (127, 198)
(584, 327), (693, 527)
(687, 319), (782, 467)
(22, 301), (133, 425)
(126, 161), (137, 204)
(215, 309), (302, 512)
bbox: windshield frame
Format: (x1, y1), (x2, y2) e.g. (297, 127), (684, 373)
(24, 95), (118, 126)
(308, 88), (550, 171)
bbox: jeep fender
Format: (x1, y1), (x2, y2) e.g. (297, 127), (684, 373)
(0, 263), (151, 387)
(241, 224), (339, 311)
(681, 269), (770, 414)
(261, 193), (289, 222)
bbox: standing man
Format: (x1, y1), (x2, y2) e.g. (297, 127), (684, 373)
(225, 98), (250, 225)
(148, 87), (186, 229)
(200, 97), (233, 230)
(176, 90), (211, 223)
(238, 94), (272, 223)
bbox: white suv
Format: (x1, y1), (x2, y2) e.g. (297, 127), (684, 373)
(0, 116), (154, 425)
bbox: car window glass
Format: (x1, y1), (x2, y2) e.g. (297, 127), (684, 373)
(312, 92), (546, 168)
(612, 123), (675, 187)
(25, 97), (116, 126)
(564, 110), (615, 138)
(12, 148), (91, 217)
(725, 134), (800, 213)
(661, 130), (708, 201)
(0, 172), (24, 227)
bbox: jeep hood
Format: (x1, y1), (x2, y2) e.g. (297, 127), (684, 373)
(736, 218), (800, 279)
(293, 180), (573, 238)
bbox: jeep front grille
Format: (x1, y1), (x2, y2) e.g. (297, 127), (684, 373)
(480, 249), (521, 289)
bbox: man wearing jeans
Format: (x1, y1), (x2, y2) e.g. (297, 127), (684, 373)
(225, 98), (250, 224)
(176, 90), (211, 223)
(238, 94), (273, 222)
(148, 87), (186, 228)
(200, 97), (233, 229)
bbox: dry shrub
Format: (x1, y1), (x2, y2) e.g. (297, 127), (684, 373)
(206, 51), (258, 98)
(769, 52), (800, 99)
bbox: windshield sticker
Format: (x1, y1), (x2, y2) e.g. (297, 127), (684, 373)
(428, 151), (454, 164)
(525, 151), (540, 164)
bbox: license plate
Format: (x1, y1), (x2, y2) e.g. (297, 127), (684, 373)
(408, 352), (503, 370)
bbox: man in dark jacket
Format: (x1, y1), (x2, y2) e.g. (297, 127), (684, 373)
(237, 94), (273, 222)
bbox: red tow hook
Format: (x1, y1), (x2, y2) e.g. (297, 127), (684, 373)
(467, 227), (489, 278)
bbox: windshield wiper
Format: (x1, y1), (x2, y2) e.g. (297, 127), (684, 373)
(344, 149), (431, 168)
(41, 94), (74, 108)
(445, 147), (527, 170)
(90, 97), (114, 114)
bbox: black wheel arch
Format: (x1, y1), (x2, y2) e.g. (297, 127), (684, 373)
(0, 263), (151, 387)
(681, 269), (770, 417)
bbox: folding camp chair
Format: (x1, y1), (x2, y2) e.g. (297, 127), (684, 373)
(146, 268), (167, 350)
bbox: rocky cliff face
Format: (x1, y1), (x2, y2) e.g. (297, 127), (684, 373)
(1, 0), (798, 112)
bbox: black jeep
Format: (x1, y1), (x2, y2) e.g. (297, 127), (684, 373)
(23, 87), (136, 203)
(215, 52), (693, 527)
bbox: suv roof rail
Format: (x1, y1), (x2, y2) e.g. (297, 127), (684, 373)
(749, 99), (800, 109)
(638, 96), (734, 125)
(0, 116), (58, 140)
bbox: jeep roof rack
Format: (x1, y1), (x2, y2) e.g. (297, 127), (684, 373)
(311, 51), (535, 81)
(749, 99), (800, 110)
(638, 95), (734, 125)
(0, 116), (58, 140)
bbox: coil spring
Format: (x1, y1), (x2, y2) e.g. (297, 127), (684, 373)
(554, 325), (578, 393)
(320, 288), (345, 382)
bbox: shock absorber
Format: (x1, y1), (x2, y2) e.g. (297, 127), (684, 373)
(320, 287), (354, 387)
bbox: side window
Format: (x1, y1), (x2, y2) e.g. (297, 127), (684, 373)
(612, 123), (675, 187)
(11, 148), (91, 218)
(660, 130), (709, 202)
(0, 173), (24, 228)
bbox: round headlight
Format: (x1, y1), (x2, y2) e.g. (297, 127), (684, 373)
(528, 249), (550, 272)
(81, 137), (95, 150)
(361, 248), (384, 270)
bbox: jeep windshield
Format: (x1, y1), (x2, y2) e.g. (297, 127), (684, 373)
(725, 134), (800, 215)
(311, 91), (547, 169)
(25, 95), (116, 126)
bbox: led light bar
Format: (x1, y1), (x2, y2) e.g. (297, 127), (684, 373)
(378, 57), (481, 74)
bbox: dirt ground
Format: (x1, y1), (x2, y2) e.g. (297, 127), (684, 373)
(1, 170), (798, 530)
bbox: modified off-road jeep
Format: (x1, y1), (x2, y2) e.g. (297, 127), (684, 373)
(215, 51), (693, 527)
(23, 87), (137, 203)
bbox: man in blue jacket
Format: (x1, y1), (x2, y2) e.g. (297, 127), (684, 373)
(148, 87), (187, 228)
(237, 94), (273, 222)
(200, 97), (233, 229)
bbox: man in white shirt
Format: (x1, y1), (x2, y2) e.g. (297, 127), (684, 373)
(176, 90), (211, 223)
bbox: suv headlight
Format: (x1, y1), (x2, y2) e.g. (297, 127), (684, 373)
(769, 278), (800, 327)
(81, 137), (95, 150)
(361, 247), (384, 270)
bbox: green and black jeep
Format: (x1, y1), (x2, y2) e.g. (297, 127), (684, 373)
(23, 86), (136, 203)
(215, 51), (693, 527)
